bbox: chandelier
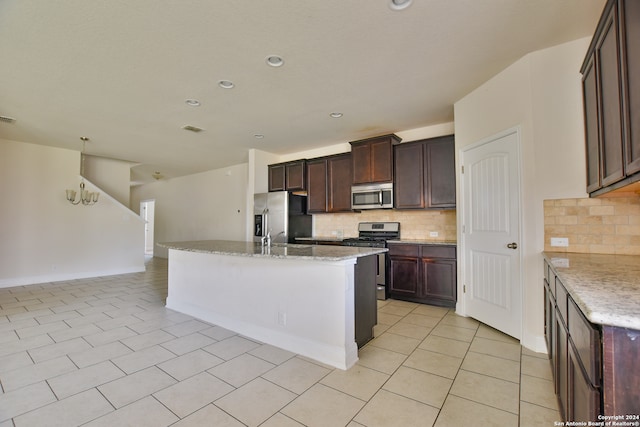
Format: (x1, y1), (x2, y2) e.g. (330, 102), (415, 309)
(66, 137), (99, 206)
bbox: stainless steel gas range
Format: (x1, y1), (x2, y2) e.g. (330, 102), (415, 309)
(342, 222), (400, 300)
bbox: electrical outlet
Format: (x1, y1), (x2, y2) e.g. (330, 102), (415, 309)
(429, 231), (439, 237)
(550, 237), (569, 247)
(277, 311), (287, 326)
(551, 257), (570, 268)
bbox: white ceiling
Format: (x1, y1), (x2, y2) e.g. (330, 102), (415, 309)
(0, 0), (605, 183)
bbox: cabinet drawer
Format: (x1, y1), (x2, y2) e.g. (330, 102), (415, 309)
(544, 259), (551, 284)
(555, 277), (568, 325)
(388, 244), (420, 257)
(420, 245), (456, 259)
(568, 297), (601, 386)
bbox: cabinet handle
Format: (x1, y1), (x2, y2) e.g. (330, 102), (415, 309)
(507, 242), (518, 249)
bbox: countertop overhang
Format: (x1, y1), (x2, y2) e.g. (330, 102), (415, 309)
(544, 251), (640, 330)
(159, 240), (387, 261)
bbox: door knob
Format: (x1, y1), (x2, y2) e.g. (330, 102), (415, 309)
(507, 242), (518, 249)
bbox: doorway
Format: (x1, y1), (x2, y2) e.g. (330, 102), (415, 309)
(459, 128), (522, 339)
(140, 200), (155, 256)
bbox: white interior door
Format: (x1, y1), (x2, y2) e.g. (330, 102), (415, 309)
(461, 129), (521, 339)
(140, 200), (155, 256)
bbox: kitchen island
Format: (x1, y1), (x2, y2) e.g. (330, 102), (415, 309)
(159, 240), (387, 370)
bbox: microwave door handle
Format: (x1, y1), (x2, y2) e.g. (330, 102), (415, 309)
(378, 190), (383, 206)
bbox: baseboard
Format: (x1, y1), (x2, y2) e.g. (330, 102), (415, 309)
(166, 297), (358, 370)
(0, 265), (146, 288)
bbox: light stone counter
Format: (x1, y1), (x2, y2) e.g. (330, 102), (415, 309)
(159, 240), (386, 261)
(543, 252), (640, 330)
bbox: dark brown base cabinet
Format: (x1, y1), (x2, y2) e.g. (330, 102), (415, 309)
(544, 259), (640, 421)
(389, 244), (456, 307)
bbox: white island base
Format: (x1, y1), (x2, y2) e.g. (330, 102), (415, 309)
(165, 248), (361, 370)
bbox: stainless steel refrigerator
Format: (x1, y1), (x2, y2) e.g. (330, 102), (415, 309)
(253, 191), (312, 244)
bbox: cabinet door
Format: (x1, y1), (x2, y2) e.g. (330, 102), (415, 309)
(351, 135), (397, 184)
(286, 161), (306, 191)
(425, 136), (456, 208)
(306, 159), (327, 213)
(583, 56), (602, 193)
(351, 143), (372, 185)
(421, 258), (456, 307)
(544, 281), (554, 361)
(394, 142), (424, 209)
(268, 164), (286, 192)
(568, 298), (601, 386)
(555, 308), (569, 420)
(568, 342), (601, 422)
(597, 3), (625, 187)
(328, 154), (352, 212)
(621, 0), (640, 175)
(370, 138), (393, 183)
(389, 256), (420, 298)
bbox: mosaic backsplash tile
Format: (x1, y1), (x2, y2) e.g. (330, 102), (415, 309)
(544, 196), (640, 255)
(313, 209), (457, 241)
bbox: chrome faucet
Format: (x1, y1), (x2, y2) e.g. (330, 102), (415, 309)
(261, 230), (272, 247)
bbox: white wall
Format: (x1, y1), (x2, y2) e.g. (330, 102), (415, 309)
(131, 163), (249, 258)
(454, 37), (591, 351)
(0, 138), (145, 287)
(83, 155), (136, 207)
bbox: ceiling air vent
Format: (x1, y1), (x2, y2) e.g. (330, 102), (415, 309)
(182, 125), (204, 133)
(0, 116), (16, 124)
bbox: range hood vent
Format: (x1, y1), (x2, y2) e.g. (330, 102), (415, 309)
(182, 125), (204, 133)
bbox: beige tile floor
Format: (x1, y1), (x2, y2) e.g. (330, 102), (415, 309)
(0, 257), (561, 426)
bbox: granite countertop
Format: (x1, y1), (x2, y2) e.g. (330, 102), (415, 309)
(159, 240), (387, 261)
(387, 239), (457, 246)
(543, 252), (640, 330)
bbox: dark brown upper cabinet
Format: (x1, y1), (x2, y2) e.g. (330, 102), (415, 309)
(394, 135), (456, 210)
(306, 153), (352, 213)
(581, 0), (640, 196)
(350, 134), (401, 185)
(268, 159), (306, 192)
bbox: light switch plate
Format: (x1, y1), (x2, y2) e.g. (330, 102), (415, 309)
(429, 231), (439, 237)
(550, 237), (569, 247)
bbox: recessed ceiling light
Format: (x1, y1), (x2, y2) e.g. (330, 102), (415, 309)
(254, 134), (265, 139)
(218, 80), (234, 89)
(329, 112), (343, 118)
(185, 99), (201, 106)
(265, 55), (284, 67)
(389, 0), (412, 11)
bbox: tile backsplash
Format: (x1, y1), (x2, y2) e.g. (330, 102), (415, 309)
(313, 210), (457, 241)
(544, 197), (640, 255)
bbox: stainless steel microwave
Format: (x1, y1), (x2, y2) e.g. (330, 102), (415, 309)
(351, 183), (393, 210)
